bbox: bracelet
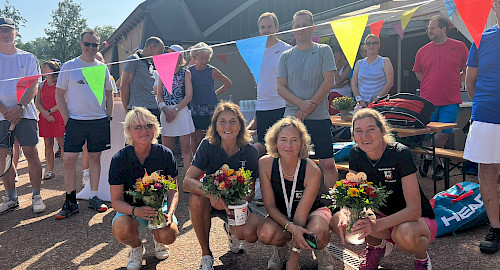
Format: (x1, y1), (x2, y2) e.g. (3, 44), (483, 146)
(284, 221), (293, 232)
(291, 247), (301, 253)
(131, 206), (137, 218)
(159, 102), (167, 109)
(290, 224), (298, 238)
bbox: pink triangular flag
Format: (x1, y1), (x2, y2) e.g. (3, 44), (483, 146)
(393, 23), (404, 40)
(370, 20), (384, 38)
(153, 52), (180, 95)
(16, 75), (41, 102)
(454, 0), (494, 48)
(312, 36), (321, 43)
(216, 54), (227, 64)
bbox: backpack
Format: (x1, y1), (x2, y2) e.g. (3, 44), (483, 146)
(367, 93), (436, 128)
(430, 182), (489, 237)
(332, 142), (356, 162)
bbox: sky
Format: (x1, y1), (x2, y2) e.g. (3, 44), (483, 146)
(6, 0), (144, 43)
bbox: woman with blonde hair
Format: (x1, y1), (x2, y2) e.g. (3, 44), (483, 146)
(257, 116), (334, 270)
(109, 107), (179, 270)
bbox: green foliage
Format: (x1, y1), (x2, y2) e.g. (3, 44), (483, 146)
(125, 171), (177, 209)
(0, 0), (27, 41)
(331, 96), (356, 111)
(200, 164), (252, 205)
(94, 25), (116, 46)
(45, 0), (87, 62)
(19, 37), (52, 63)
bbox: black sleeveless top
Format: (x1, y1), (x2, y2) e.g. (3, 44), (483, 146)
(271, 158), (323, 219)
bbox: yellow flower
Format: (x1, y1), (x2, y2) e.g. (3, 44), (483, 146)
(136, 182), (145, 194)
(348, 188), (360, 197)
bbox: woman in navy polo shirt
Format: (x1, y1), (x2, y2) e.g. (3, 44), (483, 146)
(109, 107), (179, 270)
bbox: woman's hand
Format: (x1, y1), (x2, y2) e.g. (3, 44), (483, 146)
(163, 212), (173, 227)
(134, 206), (157, 221)
(207, 194), (230, 215)
(337, 211), (349, 244)
(166, 109), (176, 123)
(46, 115), (55, 123)
(290, 224), (314, 250)
(359, 100), (367, 107)
(351, 217), (376, 240)
(286, 256), (300, 270)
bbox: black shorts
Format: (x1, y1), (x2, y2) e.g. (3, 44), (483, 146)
(0, 119), (38, 146)
(256, 107), (285, 144)
(304, 119), (333, 159)
(64, 118), (111, 153)
(192, 115), (212, 130)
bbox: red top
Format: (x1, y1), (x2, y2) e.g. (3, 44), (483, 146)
(38, 81), (65, 137)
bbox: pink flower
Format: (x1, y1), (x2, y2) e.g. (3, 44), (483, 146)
(154, 183), (163, 190)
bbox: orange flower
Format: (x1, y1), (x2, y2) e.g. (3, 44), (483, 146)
(348, 188), (360, 197)
(218, 182), (226, 190)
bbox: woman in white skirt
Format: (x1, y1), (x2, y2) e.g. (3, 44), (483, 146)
(157, 45), (195, 169)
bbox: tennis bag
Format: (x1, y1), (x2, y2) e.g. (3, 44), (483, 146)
(368, 93), (436, 128)
(430, 182), (489, 237)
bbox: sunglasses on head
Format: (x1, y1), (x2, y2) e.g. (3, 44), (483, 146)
(365, 41), (379, 46)
(83, 42), (99, 48)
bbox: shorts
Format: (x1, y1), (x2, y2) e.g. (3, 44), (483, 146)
(0, 119), (38, 146)
(430, 104), (459, 134)
(192, 115), (212, 130)
(160, 105), (195, 137)
(464, 121), (500, 163)
(378, 213), (437, 245)
(256, 107), (285, 143)
(112, 202), (178, 232)
(303, 119), (333, 159)
(309, 206), (332, 223)
(64, 118), (111, 153)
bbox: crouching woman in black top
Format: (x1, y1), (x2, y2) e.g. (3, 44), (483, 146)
(257, 116), (334, 270)
(330, 108), (437, 270)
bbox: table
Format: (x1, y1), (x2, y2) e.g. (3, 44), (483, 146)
(330, 115), (457, 194)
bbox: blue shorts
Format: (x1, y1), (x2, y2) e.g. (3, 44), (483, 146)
(112, 202), (178, 232)
(430, 104), (459, 134)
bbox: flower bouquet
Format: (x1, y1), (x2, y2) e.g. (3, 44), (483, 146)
(126, 170), (177, 229)
(323, 172), (392, 244)
(200, 164), (253, 226)
(331, 96), (356, 120)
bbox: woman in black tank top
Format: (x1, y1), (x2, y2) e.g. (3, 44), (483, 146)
(257, 116), (334, 270)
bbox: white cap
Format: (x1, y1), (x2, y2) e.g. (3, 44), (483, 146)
(168, 44), (184, 57)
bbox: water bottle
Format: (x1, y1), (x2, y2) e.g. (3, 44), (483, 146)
(354, 103), (362, 114)
(229, 95), (233, 102)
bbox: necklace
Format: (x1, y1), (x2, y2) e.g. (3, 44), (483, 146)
(366, 147), (386, 168)
(282, 170), (295, 178)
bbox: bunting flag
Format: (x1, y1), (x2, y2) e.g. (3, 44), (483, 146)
(103, 41), (109, 48)
(153, 52), (180, 95)
(330, 14), (369, 68)
(401, 6), (419, 31)
(444, 0), (456, 19)
(81, 65), (106, 106)
(393, 23), (404, 40)
(319, 36), (331, 43)
(16, 75), (41, 102)
(235, 36), (267, 83)
(216, 54), (227, 64)
(312, 36), (321, 43)
(454, 0), (494, 48)
(370, 20), (384, 38)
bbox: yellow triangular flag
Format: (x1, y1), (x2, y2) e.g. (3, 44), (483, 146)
(330, 14), (369, 68)
(401, 6), (419, 31)
(319, 36), (331, 43)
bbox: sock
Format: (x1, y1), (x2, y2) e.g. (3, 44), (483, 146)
(90, 190), (98, 199)
(83, 169), (89, 177)
(66, 190), (77, 204)
(6, 189), (17, 202)
(369, 239), (386, 249)
(415, 252), (429, 261)
(32, 188), (41, 197)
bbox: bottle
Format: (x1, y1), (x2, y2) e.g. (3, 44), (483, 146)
(354, 103), (362, 114)
(229, 95), (233, 102)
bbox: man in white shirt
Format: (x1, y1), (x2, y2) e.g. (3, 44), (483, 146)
(0, 17), (46, 215)
(55, 29), (114, 219)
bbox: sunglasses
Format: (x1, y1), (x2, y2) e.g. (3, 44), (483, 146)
(83, 42), (99, 48)
(0, 27), (14, 33)
(132, 124), (154, 131)
(365, 41), (379, 46)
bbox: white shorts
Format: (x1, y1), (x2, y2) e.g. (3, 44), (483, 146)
(464, 121), (500, 164)
(160, 105), (195, 137)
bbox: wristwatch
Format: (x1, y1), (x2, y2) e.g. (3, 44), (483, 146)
(355, 96), (362, 102)
(16, 103), (25, 110)
(107, 115), (113, 121)
(174, 107), (179, 112)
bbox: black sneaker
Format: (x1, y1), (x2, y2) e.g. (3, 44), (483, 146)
(419, 159), (431, 177)
(55, 148), (61, 158)
(88, 196), (108, 212)
(434, 165), (444, 181)
(55, 199), (79, 219)
(480, 227), (500, 254)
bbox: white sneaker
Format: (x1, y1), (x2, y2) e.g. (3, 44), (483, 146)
(224, 222), (244, 253)
(82, 174), (90, 187)
(316, 248), (334, 270)
(15, 173), (18, 182)
(0, 196), (19, 214)
(127, 245), (145, 270)
(267, 244), (289, 270)
(199, 255), (214, 270)
(154, 238), (169, 260)
(32, 195), (46, 213)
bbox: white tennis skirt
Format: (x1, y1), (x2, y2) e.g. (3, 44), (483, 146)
(464, 121), (500, 164)
(160, 105), (195, 137)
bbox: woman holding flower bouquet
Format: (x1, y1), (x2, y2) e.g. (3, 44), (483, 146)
(109, 108), (179, 270)
(330, 108), (437, 270)
(257, 116), (334, 270)
(183, 101), (260, 270)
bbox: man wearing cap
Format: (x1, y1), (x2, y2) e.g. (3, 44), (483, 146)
(55, 29), (114, 219)
(120, 36), (165, 122)
(0, 17), (46, 214)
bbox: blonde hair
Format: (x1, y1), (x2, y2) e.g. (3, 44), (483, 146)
(258, 12), (279, 27)
(190, 42), (213, 60)
(123, 107), (161, 146)
(264, 116), (312, 159)
(206, 101), (251, 147)
(351, 108), (395, 144)
(364, 34), (380, 44)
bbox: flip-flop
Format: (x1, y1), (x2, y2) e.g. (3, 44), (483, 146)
(43, 171), (55, 180)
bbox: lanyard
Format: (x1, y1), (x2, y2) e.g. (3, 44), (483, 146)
(278, 158), (301, 219)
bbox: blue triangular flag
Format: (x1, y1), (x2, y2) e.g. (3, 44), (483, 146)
(444, 0), (456, 19)
(235, 36), (267, 84)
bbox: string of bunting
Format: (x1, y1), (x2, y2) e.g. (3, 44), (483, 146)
(7, 0), (494, 100)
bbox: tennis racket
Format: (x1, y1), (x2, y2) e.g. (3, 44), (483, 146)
(0, 123), (16, 177)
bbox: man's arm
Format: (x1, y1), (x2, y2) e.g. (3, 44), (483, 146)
(465, 66), (478, 99)
(4, 82), (39, 124)
(277, 77), (316, 121)
(414, 72), (422, 82)
(55, 88), (69, 124)
(119, 70), (133, 111)
(105, 89), (113, 118)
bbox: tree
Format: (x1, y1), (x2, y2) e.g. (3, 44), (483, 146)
(94, 25), (116, 47)
(0, 0), (27, 41)
(20, 37), (52, 63)
(45, 0), (87, 62)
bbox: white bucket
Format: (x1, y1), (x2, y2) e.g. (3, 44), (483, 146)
(227, 200), (249, 226)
